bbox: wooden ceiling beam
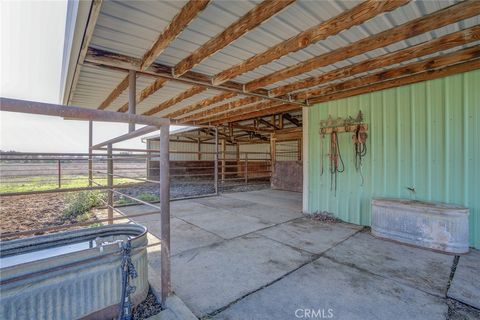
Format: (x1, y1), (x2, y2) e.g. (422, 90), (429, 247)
(98, 76), (130, 110)
(283, 113), (300, 127)
(211, 103), (300, 125)
(258, 118), (279, 130)
(140, 0), (210, 70)
(270, 25), (480, 98)
(204, 50), (480, 124)
(212, 0), (408, 85)
(244, 1), (480, 92)
(165, 92), (237, 119)
(96, 0), (209, 111)
(302, 46), (480, 100)
(231, 123), (274, 133)
(173, 0), (294, 77)
(117, 78), (167, 112)
(309, 59), (480, 105)
(143, 86), (206, 116)
(179, 96), (262, 123)
(85, 48), (303, 107)
(200, 100), (287, 124)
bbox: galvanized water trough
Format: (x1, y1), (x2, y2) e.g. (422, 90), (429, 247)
(0, 224), (149, 320)
(371, 198), (469, 254)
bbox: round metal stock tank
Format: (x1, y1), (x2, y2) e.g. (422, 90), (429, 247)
(371, 198), (469, 254)
(0, 224), (149, 320)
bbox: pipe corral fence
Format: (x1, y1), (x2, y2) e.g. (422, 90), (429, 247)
(0, 98), (173, 306)
(0, 98), (302, 310)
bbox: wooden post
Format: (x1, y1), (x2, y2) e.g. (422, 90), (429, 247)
(214, 127), (219, 194)
(88, 120), (93, 187)
(244, 153), (248, 185)
(128, 70), (136, 133)
(279, 114), (284, 129)
(197, 138), (201, 160)
(107, 144), (113, 225)
(160, 124), (171, 305)
(220, 139), (226, 182)
(297, 138), (302, 161)
(270, 135), (276, 177)
(236, 143), (240, 177)
(57, 160), (61, 188)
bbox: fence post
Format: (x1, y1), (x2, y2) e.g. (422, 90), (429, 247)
(214, 127), (219, 195)
(236, 143), (240, 178)
(57, 160), (61, 189)
(244, 153), (248, 185)
(107, 144), (113, 225)
(160, 124), (171, 305)
(221, 139), (225, 183)
(270, 135), (276, 178)
(88, 120), (93, 187)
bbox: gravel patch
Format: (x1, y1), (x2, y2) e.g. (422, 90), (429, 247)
(447, 298), (480, 320)
(132, 288), (163, 320)
(309, 211), (342, 223)
(115, 179), (271, 202)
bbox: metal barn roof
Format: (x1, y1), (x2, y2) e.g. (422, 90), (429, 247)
(61, 0), (480, 126)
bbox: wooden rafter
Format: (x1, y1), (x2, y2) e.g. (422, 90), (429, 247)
(97, 0), (209, 111)
(165, 92), (237, 119)
(199, 100), (286, 124)
(258, 118), (279, 130)
(211, 103), (300, 125)
(85, 47), (299, 105)
(301, 46), (480, 100)
(244, 1), (480, 92)
(231, 123), (274, 133)
(117, 78), (167, 112)
(212, 0), (408, 85)
(143, 86), (206, 116)
(270, 25), (480, 98)
(212, 54), (480, 125)
(179, 96), (262, 123)
(98, 76), (130, 110)
(309, 59), (480, 105)
(283, 113), (300, 127)
(173, 0), (295, 77)
(140, 0), (210, 70)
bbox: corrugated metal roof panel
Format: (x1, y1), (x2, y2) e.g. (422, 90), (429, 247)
(68, 0), (479, 119)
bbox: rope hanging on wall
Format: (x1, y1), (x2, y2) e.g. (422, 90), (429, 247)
(319, 111), (368, 194)
(352, 125), (368, 186)
(329, 131), (344, 195)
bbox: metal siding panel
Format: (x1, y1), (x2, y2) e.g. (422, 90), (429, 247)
(307, 69), (480, 249)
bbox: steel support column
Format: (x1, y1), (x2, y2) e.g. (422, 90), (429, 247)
(160, 124), (171, 305)
(128, 70), (136, 132)
(88, 120), (93, 187)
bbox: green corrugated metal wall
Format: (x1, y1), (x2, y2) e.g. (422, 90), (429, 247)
(307, 69), (480, 249)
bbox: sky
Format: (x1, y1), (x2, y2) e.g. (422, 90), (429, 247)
(0, 0), (165, 153)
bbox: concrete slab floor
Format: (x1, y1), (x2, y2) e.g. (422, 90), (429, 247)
(226, 203), (303, 224)
(222, 189), (302, 211)
(119, 190), (479, 319)
(177, 208), (275, 239)
(156, 235), (314, 317)
(447, 249), (480, 309)
(324, 232), (454, 297)
(256, 218), (363, 254)
(213, 257), (448, 320)
(146, 217), (223, 256)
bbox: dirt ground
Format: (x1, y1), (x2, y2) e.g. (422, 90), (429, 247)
(0, 181), (271, 239)
(0, 192), (71, 235)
